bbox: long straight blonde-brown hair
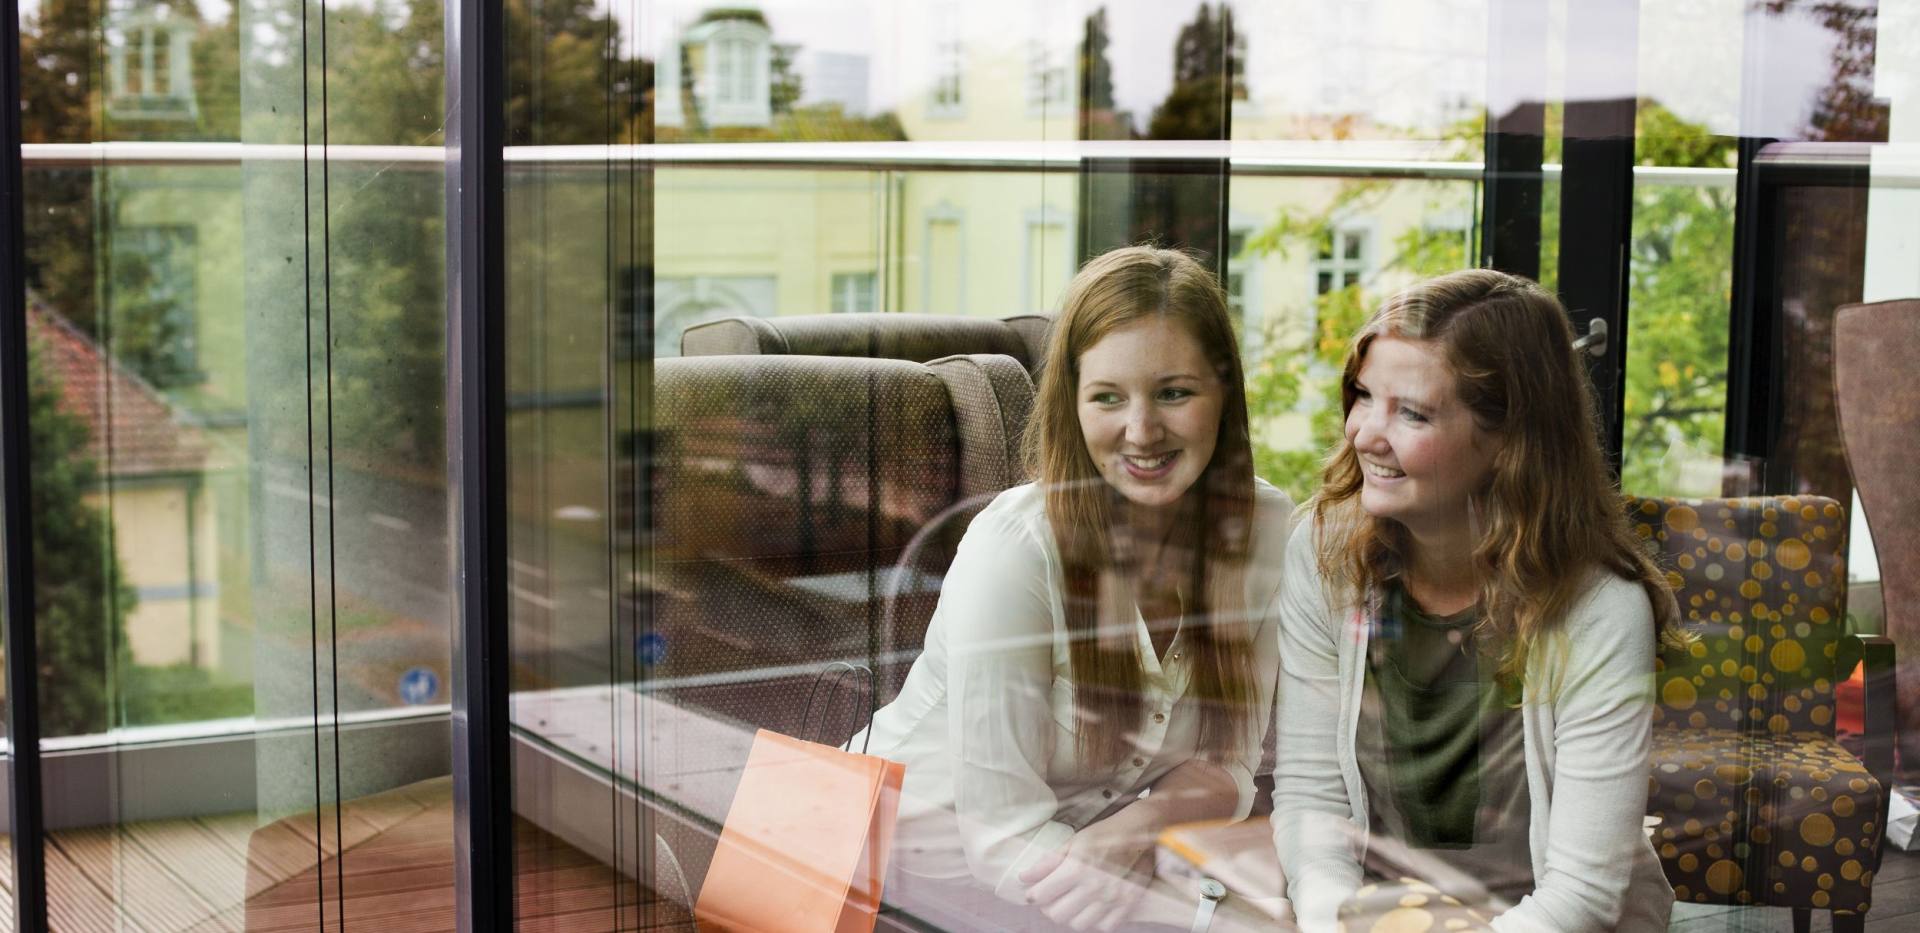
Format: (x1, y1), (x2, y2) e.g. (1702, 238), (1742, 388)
(1025, 246), (1256, 769)
(1309, 269), (1678, 682)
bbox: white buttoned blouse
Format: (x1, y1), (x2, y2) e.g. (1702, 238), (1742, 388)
(859, 480), (1294, 903)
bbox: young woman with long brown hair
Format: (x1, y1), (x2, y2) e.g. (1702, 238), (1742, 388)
(1268, 269), (1679, 932)
(861, 246), (1292, 931)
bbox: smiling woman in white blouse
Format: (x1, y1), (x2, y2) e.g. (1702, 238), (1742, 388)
(1269, 270), (1679, 932)
(859, 246), (1293, 932)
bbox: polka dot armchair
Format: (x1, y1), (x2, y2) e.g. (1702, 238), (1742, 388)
(1631, 495), (1892, 933)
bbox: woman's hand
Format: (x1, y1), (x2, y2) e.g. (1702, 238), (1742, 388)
(1016, 759), (1241, 929)
(1018, 815), (1158, 931)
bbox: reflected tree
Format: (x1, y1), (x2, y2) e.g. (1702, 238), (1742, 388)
(1078, 7), (1127, 140)
(1244, 104), (1741, 501)
(1760, 0), (1889, 143)
(1146, 2), (1244, 141)
(228, 0), (656, 473)
(770, 42), (803, 116)
(1751, 0), (1886, 503)
(19, 1), (241, 387)
(19, 0), (105, 342)
(24, 334), (136, 737)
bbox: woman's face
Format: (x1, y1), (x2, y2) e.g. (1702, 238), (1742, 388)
(1077, 316), (1224, 515)
(1345, 334), (1498, 539)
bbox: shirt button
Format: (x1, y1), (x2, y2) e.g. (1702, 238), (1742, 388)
(1132, 757), (1145, 767)
(1152, 712), (1166, 724)
(1102, 789), (1114, 799)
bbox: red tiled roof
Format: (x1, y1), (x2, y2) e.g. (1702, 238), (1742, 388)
(28, 305), (209, 477)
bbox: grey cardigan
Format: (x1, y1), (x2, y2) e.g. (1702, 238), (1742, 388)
(1268, 521), (1674, 932)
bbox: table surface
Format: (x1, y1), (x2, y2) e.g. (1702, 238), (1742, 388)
(512, 685), (1298, 930)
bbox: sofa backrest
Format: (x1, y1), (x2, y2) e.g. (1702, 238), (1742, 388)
(649, 352), (1032, 738)
(681, 313), (1054, 378)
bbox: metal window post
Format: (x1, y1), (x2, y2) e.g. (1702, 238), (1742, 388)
(0, 0), (47, 926)
(1556, 0), (1639, 475)
(447, 0), (513, 926)
(1480, 0), (1548, 281)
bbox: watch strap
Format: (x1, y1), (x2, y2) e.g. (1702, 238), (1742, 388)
(1190, 878), (1227, 933)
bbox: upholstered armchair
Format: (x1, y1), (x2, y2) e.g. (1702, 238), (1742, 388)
(1631, 495), (1894, 933)
(1834, 298), (1920, 782)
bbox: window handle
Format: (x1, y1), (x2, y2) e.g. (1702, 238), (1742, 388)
(1572, 317), (1609, 357)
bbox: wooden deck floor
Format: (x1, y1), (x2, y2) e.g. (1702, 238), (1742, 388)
(0, 780), (1910, 931)
(0, 777), (692, 933)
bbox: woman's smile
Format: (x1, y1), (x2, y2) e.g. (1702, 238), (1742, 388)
(1360, 458), (1406, 481)
(1121, 449), (1181, 479)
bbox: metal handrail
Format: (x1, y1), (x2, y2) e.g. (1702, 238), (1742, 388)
(19, 139), (1760, 187)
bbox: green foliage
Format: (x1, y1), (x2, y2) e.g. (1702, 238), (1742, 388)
(18, 0), (108, 337)
(25, 335), (136, 737)
(1618, 101), (1738, 496)
(776, 106), (907, 142)
(697, 8), (769, 28)
(770, 43), (804, 116)
(120, 663), (254, 726)
(1242, 100), (1739, 503)
(1241, 173), (1467, 502)
(1148, 78), (1232, 141)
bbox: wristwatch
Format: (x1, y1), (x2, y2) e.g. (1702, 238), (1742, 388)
(1190, 878), (1227, 933)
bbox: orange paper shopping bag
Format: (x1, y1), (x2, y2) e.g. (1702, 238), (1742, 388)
(695, 728), (906, 933)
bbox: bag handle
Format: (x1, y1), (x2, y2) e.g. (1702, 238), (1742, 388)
(800, 661), (876, 754)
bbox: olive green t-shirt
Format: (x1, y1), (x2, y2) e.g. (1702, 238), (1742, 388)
(1356, 580), (1534, 902)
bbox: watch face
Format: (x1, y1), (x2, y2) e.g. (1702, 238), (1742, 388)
(1200, 879), (1227, 899)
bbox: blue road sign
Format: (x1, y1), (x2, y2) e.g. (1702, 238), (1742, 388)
(636, 632), (667, 665)
(399, 667), (440, 705)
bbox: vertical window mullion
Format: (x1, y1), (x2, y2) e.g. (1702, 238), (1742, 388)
(447, 0), (513, 927)
(1480, 0), (1548, 280)
(0, 0), (48, 926)
(1556, 0), (1639, 476)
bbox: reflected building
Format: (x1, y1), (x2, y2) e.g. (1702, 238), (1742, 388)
(646, 1), (1480, 464)
(656, 7), (776, 129)
(32, 305), (219, 670)
(104, 2), (200, 124)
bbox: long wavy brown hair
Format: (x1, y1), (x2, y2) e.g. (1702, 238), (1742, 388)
(1308, 269), (1678, 683)
(1024, 246), (1256, 769)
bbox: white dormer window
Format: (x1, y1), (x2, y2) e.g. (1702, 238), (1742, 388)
(105, 4), (199, 122)
(681, 14), (773, 128)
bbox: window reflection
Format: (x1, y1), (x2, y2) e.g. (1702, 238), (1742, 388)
(0, 0), (1912, 931)
(13, 0), (462, 925)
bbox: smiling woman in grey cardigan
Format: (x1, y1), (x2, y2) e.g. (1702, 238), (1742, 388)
(1268, 270), (1681, 932)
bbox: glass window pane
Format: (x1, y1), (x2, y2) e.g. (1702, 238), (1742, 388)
(17, 0), (456, 926)
(8, 0), (1907, 930)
